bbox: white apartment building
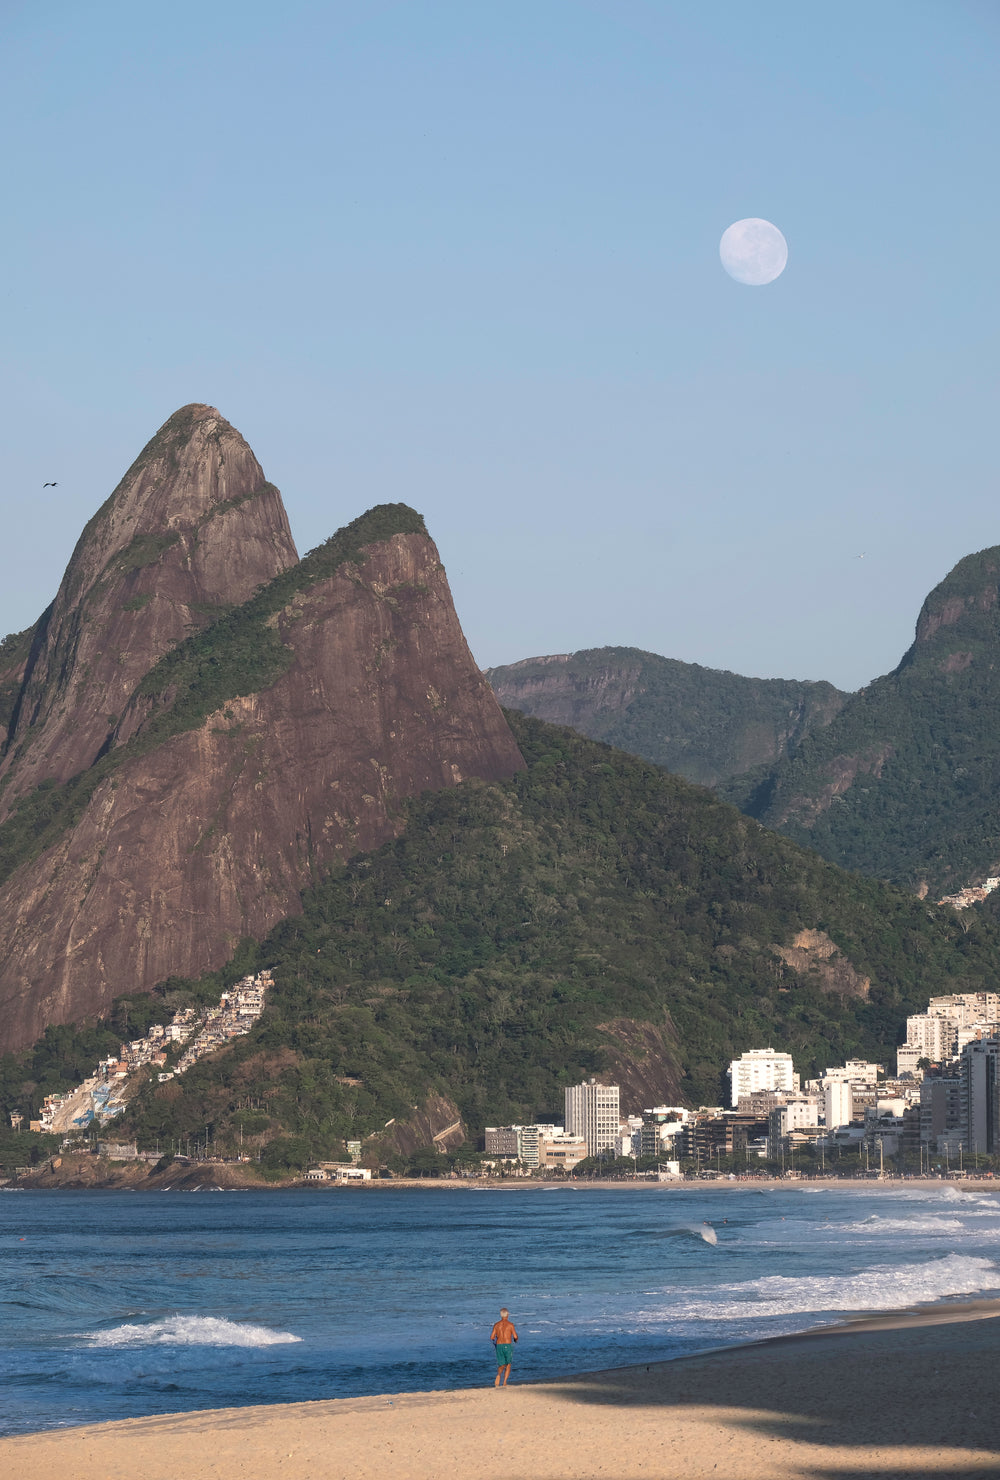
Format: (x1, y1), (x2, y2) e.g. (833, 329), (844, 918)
(956, 1022), (1000, 1053)
(517, 1124), (563, 1167)
(905, 1014), (956, 1063)
(843, 1059), (883, 1085)
(929, 993), (1000, 1027)
(729, 1048), (798, 1108)
(768, 1099), (819, 1156)
(824, 1079), (853, 1131)
(564, 1080), (621, 1158)
(896, 1044), (924, 1078)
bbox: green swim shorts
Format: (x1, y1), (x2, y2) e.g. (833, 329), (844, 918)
(495, 1343), (513, 1366)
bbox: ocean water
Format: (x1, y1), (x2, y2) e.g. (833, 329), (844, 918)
(2, 1181), (1000, 1436)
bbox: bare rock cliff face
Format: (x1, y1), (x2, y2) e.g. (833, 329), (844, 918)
(488, 653), (643, 730)
(0, 412), (523, 1052)
(0, 405), (298, 813)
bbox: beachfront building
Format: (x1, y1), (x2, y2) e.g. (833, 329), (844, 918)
(919, 1075), (961, 1151)
(637, 1107), (687, 1159)
(483, 1124), (561, 1167)
(728, 1048), (798, 1108)
(679, 1110), (771, 1166)
(537, 1133), (588, 1170)
(484, 1127), (519, 1160)
(959, 1038), (1000, 1156)
(564, 1080), (620, 1158)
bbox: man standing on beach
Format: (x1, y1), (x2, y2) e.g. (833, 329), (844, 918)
(491, 1307), (518, 1387)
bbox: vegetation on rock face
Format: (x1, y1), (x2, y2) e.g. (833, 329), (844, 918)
(0, 504), (428, 891)
(486, 647), (847, 788)
(134, 501), (427, 748)
(0, 623), (40, 734)
(6, 714), (999, 1170)
(726, 545), (1000, 893)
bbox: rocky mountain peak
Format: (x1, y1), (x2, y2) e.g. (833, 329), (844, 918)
(0, 405), (298, 810)
(0, 407), (524, 1050)
(912, 546), (1000, 648)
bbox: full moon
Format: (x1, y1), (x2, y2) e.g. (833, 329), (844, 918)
(719, 218), (788, 286)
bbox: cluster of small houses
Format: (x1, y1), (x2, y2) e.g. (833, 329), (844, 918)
(21, 972), (274, 1134)
(936, 876), (1000, 911)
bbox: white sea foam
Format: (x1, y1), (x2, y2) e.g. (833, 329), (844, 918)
(81, 1315), (301, 1348)
(936, 1187), (1000, 1209)
(641, 1253), (997, 1324)
(839, 1215), (967, 1235)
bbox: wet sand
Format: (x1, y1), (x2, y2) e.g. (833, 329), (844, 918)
(4, 1301), (1000, 1479)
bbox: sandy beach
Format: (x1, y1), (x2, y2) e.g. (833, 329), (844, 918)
(5, 1302), (1000, 1480)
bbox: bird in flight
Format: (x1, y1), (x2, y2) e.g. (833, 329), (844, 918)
(42, 481), (58, 488)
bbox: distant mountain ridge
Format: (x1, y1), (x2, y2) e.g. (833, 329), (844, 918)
(486, 647), (848, 787)
(724, 545), (1000, 894)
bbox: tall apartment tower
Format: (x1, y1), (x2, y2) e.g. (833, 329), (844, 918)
(959, 1038), (1000, 1155)
(824, 1079), (853, 1131)
(729, 1048), (798, 1108)
(564, 1079), (620, 1158)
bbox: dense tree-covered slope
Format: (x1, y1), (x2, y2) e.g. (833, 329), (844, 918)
(725, 546), (1000, 894)
(6, 715), (998, 1169)
(486, 648), (846, 787)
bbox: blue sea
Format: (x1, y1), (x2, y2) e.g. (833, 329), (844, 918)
(3, 1181), (1000, 1437)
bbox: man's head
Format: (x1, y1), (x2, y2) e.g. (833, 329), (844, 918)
(500, 1307), (509, 1318)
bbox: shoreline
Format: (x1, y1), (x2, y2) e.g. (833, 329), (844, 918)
(7, 1148), (999, 1195)
(4, 1300), (1000, 1477)
(7, 1178), (999, 1189)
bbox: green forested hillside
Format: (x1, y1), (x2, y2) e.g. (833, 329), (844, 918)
(486, 647), (847, 786)
(5, 715), (998, 1169)
(726, 546), (1000, 893)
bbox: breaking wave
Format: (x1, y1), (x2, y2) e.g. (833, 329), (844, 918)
(659, 1224), (718, 1245)
(81, 1315), (301, 1348)
(651, 1253), (997, 1323)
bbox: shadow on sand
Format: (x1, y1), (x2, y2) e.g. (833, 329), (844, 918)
(538, 1309), (1000, 1477)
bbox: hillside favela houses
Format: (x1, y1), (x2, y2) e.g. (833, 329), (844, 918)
(25, 973), (274, 1137)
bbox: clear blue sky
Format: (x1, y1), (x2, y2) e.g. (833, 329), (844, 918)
(1, 1), (997, 690)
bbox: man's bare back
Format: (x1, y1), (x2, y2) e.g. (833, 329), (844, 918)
(491, 1308), (518, 1386)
